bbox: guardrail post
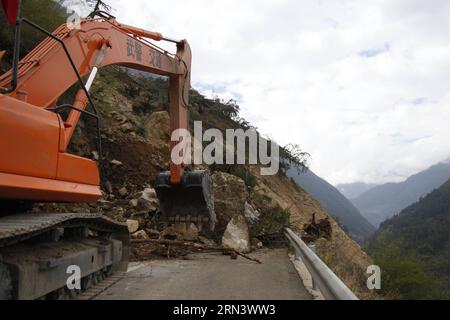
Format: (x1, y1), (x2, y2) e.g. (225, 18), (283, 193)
(307, 244), (318, 291)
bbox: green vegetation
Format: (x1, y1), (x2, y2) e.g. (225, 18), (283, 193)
(0, 0), (66, 72)
(370, 238), (446, 299)
(250, 205), (290, 238)
(366, 179), (450, 299)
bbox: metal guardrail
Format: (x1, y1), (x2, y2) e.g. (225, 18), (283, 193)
(285, 228), (359, 300)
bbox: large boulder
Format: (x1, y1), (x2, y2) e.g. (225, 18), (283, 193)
(244, 202), (260, 224)
(221, 215), (251, 253)
(129, 212), (150, 230)
(118, 187), (128, 197)
(126, 219), (139, 234)
(212, 172), (248, 236)
(131, 230), (149, 240)
(131, 188), (159, 212)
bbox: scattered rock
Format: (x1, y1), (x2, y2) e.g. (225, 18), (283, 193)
(145, 229), (161, 240)
(126, 219), (139, 234)
(97, 199), (113, 210)
(110, 159), (123, 166)
(199, 236), (216, 247)
(132, 230), (149, 240)
(244, 202), (260, 224)
(130, 212), (149, 229)
(251, 237), (264, 249)
(118, 187), (128, 197)
(112, 113), (128, 124)
(129, 199), (139, 208)
(137, 198), (157, 212)
(135, 188), (159, 211)
(120, 122), (134, 132)
(142, 188), (157, 200)
(222, 215), (251, 253)
(160, 226), (179, 240)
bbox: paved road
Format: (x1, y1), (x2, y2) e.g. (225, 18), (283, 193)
(96, 249), (311, 300)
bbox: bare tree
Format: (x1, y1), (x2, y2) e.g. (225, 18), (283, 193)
(280, 143), (310, 174)
(85, 0), (112, 13)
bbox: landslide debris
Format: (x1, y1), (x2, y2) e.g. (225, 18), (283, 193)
(26, 67), (375, 298)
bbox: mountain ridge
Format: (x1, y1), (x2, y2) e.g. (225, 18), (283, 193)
(366, 178), (450, 299)
(336, 182), (378, 200)
(353, 161), (450, 227)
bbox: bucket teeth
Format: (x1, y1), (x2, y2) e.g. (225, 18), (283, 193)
(155, 170), (216, 230)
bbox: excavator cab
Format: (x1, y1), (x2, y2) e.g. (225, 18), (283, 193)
(155, 170), (216, 230)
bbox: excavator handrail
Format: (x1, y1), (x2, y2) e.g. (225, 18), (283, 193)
(20, 18), (99, 117)
(47, 104), (102, 173)
(88, 10), (116, 20)
(17, 17), (105, 180)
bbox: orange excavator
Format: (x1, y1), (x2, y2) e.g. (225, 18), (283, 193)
(0, 1), (215, 299)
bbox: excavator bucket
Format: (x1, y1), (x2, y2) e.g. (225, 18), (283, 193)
(155, 170), (216, 230)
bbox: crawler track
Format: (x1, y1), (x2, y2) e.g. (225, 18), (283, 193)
(0, 213), (129, 300)
(74, 271), (126, 300)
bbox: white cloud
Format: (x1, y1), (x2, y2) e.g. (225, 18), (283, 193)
(105, 0), (450, 184)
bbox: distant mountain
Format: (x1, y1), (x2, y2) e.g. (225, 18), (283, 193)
(353, 161), (450, 227)
(287, 168), (376, 243)
(336, 182), (378, 200)
(366, 179), (450, 299)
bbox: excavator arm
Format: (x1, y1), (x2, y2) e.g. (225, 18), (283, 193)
(0, 16), (191, 182)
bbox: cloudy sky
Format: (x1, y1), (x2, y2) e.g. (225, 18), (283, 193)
(95, 0), (450, 185)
